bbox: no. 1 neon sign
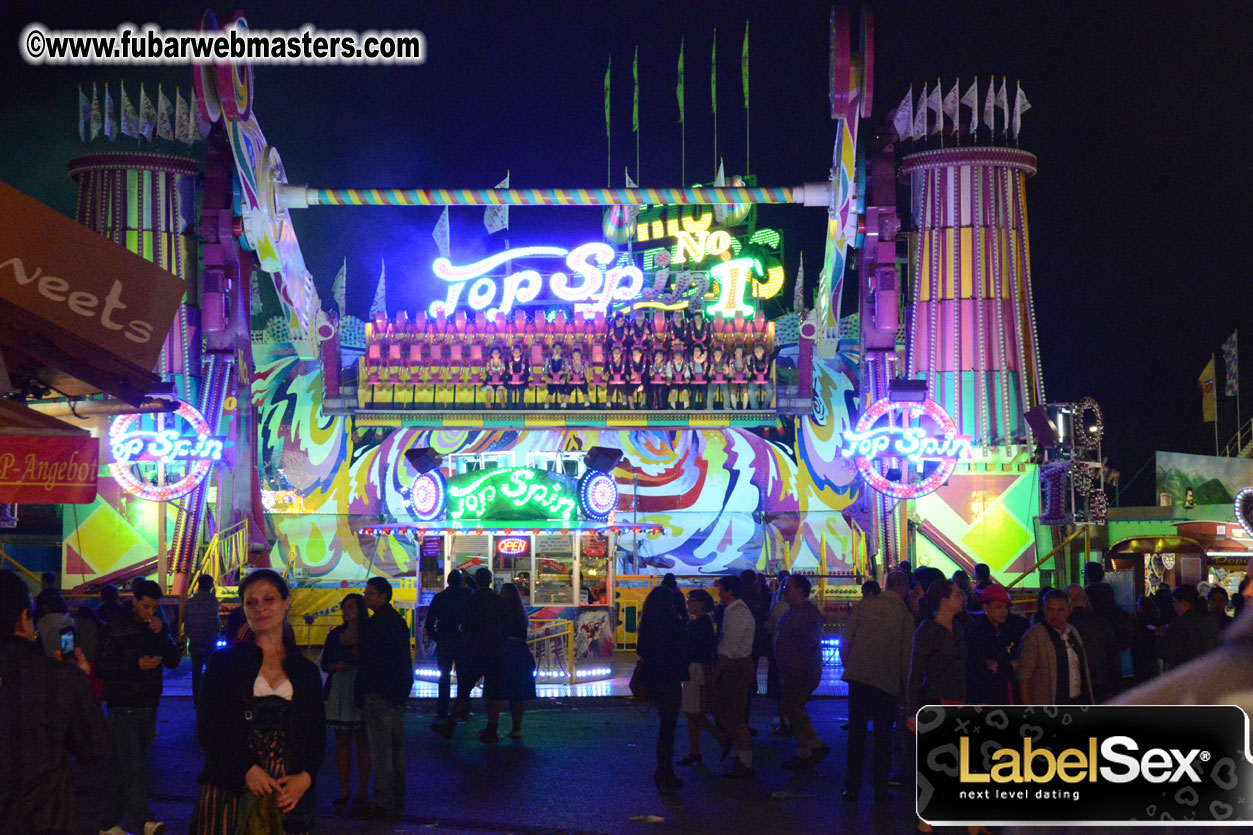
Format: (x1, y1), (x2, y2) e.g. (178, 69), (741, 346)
(841, 397), (972, 499)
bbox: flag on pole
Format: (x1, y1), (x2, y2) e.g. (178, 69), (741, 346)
(793, 252), (805, 314)
(120, 82), (140, 137)
(710, 28), (717, 114)
(191, 89), (211, 141)
(89, 84), (102, 141)
(996, 77), (1009, 134)
(604, 56), (611, 137)
(982, 79), (996, 133)
(78, 85), (89, 142)
(1012, 81), (1031, 140)
(1199, 357), (1217, 422)
(892, 86), (913, 141)
(156, 85), (174, 141)
(676, 38), (685, 123)
(942, 81), (959, 133)
(484, 172), (510, 234)
(632, 46), (639, 133)
(432, 207), (451, 259)
(370, 261), (387, 317)
(332, 259), (346, 314)
(139, 83), (156, 141)
(927, 82), (942, 135)
(913, 83), (928, 140)
(741, 22), (749, 109)
(1223, 331), (1239, 396)
(175, 88), (191, 144)
(104, 84), (115, 140)
(961, 77), (978, 135)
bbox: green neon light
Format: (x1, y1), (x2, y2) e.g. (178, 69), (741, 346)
(447, 467), (577, 521)
(747, 228), (782, 248)
(706, 257), (763, 318)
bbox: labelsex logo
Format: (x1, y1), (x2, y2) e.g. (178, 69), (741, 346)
(961, 736), (1207, 784)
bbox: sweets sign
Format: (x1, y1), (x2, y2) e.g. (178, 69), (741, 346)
(841, 397), (972, 499)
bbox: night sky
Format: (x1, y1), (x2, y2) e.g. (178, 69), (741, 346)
(2, 1), (1251, 503)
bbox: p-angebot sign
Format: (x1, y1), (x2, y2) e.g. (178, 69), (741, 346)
(0, 182), (185, 374)
(0, 434), (98, 503)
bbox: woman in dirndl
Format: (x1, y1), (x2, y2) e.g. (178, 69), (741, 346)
(677, 588), (728, 766)
(499, 583), (538, 739)
(321, 593), (370, 811)
(191, 569), (326, 834)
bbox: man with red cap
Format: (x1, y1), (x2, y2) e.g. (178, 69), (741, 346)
(965, 584), (1027, 704)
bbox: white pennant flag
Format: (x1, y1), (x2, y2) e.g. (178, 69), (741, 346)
(484, 172), (510, 234)
(120, 81), (140, 137)
(190, 90), (210, 142)
(332, 258), (347, 314)
(1012, 82), (1031, 140)
(942, 81), (959, 133)
(370, 261), (387, 316)
(104, 84), (115, 140)
(175, 88), (191, 144)
(89, 84), (102, 141)
(78, 85), (89, 142)
(982, 79), (996, 133)
(432, 207), (451, 259)
(156, 85), (174, 141)
(913, 83), (928, 140)
(892, 86), (913, 141)
(927, 82), (943, 135)
(793, 251), (805, 313)
(961, 78), (978, 136)
(996, 77), (1009, 135)
(139, 83), (156, 141)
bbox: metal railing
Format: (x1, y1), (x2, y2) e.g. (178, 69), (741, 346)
(1222, 416), (1253, 458)
(529, 618), (576, 685)
(196, 521), (250, 587)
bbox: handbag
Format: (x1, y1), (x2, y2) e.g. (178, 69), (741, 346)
(629, 658), (652, 706)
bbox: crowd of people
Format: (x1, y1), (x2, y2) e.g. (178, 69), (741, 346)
(635, 569), (829, 789)
(3, 557), (1246, 833)
(839, 559), (1238, 832)
(362, 306), (781, 411)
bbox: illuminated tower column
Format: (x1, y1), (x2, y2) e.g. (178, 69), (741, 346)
(67, 151), (202, 397)
(900, 147), (1044, 449)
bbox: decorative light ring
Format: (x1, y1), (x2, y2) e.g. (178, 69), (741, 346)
(1235, 487), (1253, 538)
(407, 469), (447, 522)
(843, 397), (971, 500)
(108, 401), (219, 501)
(578, 471), (618, 521)
(1075, 397), (1103, 449)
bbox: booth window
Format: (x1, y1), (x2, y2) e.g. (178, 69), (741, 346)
(451, 452), (513, 475)
(533, 533), (575, 605)
(528, 451), (584, 480)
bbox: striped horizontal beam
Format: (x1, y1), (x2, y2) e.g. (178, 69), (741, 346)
(285, 185), (819, 208)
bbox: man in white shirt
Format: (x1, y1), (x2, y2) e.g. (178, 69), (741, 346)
(712, 575), (757, 777)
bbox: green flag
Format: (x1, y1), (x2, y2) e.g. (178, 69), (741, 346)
(711, 29), (717, 114)
(741, 21), (749, 109)
(632, 46), (639, 133)
(676, 38), (685, 123)
(604, 56), (611, 137)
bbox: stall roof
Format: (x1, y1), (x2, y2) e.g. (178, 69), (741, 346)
(1108, 535), (1207, 555)
(361, 520), (661, 536)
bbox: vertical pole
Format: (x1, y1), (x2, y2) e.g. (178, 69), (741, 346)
(158, 499), (167, 594)
(1236, 330), (1243, 450)
(1214, 353), (1221, 456)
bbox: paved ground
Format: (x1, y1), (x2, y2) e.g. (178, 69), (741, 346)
(64, 659), (1219, 834)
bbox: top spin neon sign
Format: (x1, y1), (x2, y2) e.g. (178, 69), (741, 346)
(841, 397), (973, 499)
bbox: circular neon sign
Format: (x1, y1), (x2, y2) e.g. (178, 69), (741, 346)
(578, 471), (618, 521)
(1235, 488), (1253, 539)
(841, 397), (972, 499)
(109, 401), (224, 501)
(406, 470), (447, 522)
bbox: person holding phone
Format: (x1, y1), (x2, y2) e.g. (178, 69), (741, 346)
(96, 579), (180, 835)
(0, 570), (110, 835)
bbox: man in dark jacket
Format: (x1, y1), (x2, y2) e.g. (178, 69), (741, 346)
(965, 584), (1025, 705)
(357, 576), (412, 819)
(96, 578), (179, 835)
(183, 573), (220, 707)
(432, 567), (510, 744)
(1158, 584), (1221, 669)
(0, 570), (110, 835)
(424, 568), (473, 721)
(1065, 585), (1121, 702)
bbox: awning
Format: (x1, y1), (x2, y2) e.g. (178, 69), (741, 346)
(0, 400), (97, 504)
(1108, 535), (1207, 555)
(0, 182), (186, 405)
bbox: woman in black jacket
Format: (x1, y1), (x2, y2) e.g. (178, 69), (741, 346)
(191, 569), (326, 834)
(636, 585), (688, 790)
(676, 589), (727, 766)
(322, 593), (369, 811)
